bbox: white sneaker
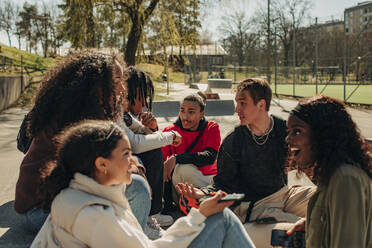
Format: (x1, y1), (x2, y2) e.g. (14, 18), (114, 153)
(145, 217), (164, 240)
(151, 213), (174, 227)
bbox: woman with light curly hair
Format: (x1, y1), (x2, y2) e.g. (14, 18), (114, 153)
(286, 95), (372, 247)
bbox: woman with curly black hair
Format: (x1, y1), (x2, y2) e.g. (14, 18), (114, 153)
(14, 51), (151, 234)
(286, 95), (372, 247)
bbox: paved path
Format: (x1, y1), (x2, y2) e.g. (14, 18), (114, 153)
(1, 83), (372, 247)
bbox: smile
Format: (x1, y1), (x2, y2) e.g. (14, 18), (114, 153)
(290, 147), (301, 157)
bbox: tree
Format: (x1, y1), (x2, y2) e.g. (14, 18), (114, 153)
(17, 3), (38, 53)
(113, 0), (159, 65)
(14, 5), (22, 50)
(0, 0), (15, 46)
(59, 0), (97, 48)
(252, 0), (312, 67)
(219, 11), (258, 66)
(147, 0), (180, 70)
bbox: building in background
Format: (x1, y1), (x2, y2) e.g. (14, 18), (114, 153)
(345, 1), (372, 34)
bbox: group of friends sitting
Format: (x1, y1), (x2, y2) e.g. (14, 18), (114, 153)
(14, 50), (372, 248)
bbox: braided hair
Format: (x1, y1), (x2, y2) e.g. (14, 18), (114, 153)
(125, 66), (154, 111)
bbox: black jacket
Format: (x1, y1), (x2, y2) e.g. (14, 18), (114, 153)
(206, 115), (288, 202)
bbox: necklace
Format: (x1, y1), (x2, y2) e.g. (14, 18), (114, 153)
(247, 116), (274, 146)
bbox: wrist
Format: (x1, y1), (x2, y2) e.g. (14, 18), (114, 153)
(170, 130), (176, 141)
(172, 154), (177, 163)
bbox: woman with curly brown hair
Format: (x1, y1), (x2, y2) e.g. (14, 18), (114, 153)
(14, 51), (152, 234)
(31, 120), (255, 248)
(286, 95), (372, 247)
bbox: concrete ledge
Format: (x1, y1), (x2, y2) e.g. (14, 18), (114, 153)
(152, 99), (235, 117)
(367, 138), (372, 145)
(204, 99), (235, 116)
(152, 101), (180, 117)
(0, 76), (27, 112)
(208, 79), (232, 89)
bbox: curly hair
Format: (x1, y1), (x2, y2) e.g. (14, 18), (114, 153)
(288, 95), (372, 185)
(125, 66), (154, 111)
(40, 120), (126, 212)
(183, 91), (207, 112)
(27, 50), (127, 137)
(236, 78), (272, 111)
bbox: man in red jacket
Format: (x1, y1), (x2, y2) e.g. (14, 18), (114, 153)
(161, 92), (221, 211)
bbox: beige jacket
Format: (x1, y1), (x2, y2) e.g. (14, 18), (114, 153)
(306, 164), (372, 248)
(31, 173), (206, 248)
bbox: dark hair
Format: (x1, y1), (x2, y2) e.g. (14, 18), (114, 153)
(182, 91), (207, 112)
(125, 66), (154, 111)
(236, 78), (272, 111)
(27, 50), (127, 137)
(288, 95), (372, 185)
(40, 120), (126, 212)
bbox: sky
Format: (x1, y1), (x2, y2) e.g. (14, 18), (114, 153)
(202, 0), (356, 41)
(0, 0), (363, 46)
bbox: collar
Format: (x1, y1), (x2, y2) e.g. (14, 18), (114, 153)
(69, 173), (128, 209)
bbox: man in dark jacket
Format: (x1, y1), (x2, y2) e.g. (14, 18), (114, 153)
(178, 78), (315, 226)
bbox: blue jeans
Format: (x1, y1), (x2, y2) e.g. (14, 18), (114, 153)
(189, 208), (255, 248)
(125, 174), (151, 231)
(20, 207), (49, 234)
(20, 174), (151, 233)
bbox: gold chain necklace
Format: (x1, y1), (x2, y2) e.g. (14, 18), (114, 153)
(247, 116), (274, 146)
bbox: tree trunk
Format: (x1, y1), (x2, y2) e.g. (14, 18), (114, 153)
(125, 22), (142, 65)
(6, 31), (11, 47)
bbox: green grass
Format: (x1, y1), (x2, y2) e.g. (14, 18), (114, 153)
(137, 63), (185, 84)
(136, 63), (186, 100)
(0, 44), (61, 107)
(0, 45), (59, 76)
(271, 84), (372, 105)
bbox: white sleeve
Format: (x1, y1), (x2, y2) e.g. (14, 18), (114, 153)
(117, 119), (174, 154)
(126, 113), (154, 135)
(72, 206), (206, 248)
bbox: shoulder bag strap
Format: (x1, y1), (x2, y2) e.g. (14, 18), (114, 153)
(186, 121), (208, 153)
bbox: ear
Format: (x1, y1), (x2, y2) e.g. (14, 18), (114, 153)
(200, 110), (205, 119)
(95, 157), (108, 174)
(257, 99), (266, 110)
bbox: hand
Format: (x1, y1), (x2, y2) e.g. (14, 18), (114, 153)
(175, 183), (206, 200)
(163, 156), (176, 182)
(286, 218), (306, 235)
(139, 112), (158, 131)
(198, 190), (234, 217)
(171, 131), (182, 147)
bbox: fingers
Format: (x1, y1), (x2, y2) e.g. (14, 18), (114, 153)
(175, 184), (183, 194)
(286, 225), (297, 235)
(286, 218), (305, 235)
(139, 112), (156, 125)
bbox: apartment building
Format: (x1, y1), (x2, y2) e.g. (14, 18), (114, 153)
(345, 1), (372, 34)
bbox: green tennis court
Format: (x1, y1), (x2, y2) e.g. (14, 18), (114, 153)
(271, 84), (372, 105)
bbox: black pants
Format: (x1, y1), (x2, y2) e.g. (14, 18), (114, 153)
(136, 148), (164, 215)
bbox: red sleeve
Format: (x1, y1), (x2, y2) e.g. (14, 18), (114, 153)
(204, 122), (221, 152)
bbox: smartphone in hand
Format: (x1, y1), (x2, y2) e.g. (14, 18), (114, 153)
(271, 229), (305, 248)
(218, 193), (245, 202)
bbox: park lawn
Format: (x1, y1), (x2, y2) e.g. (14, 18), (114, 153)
(0, 45), (58, 75)
(137, 63), (185, 84)
(272, 84), (372, 105)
